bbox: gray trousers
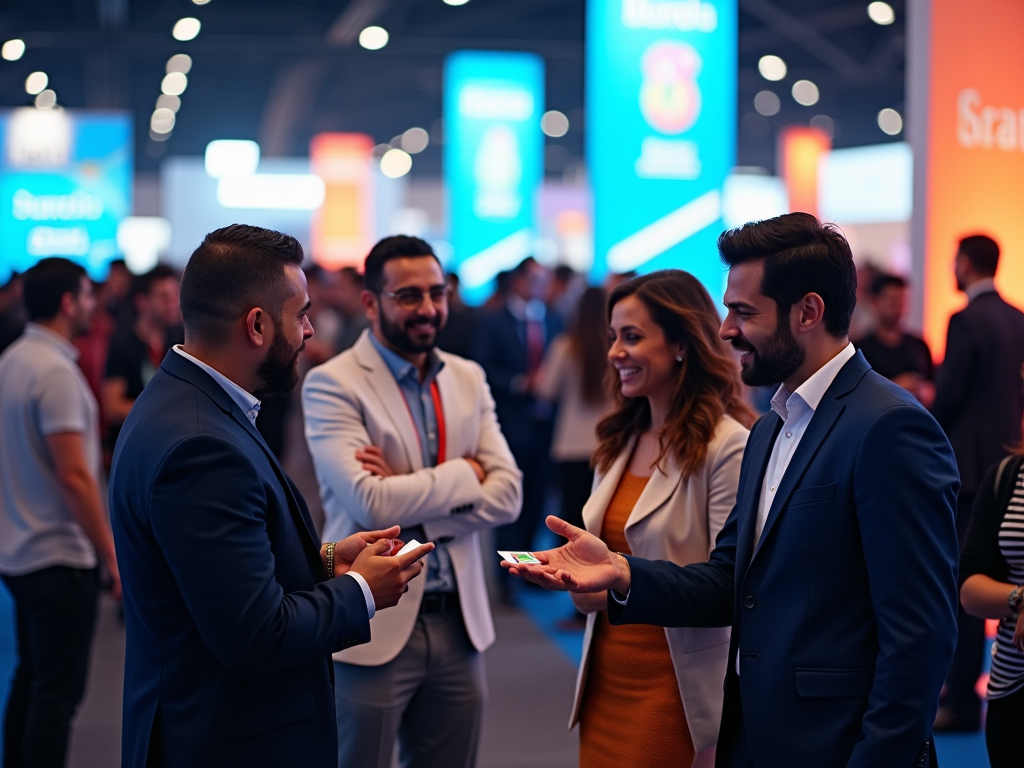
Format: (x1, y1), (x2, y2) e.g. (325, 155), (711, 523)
(334, 610), (487, 768)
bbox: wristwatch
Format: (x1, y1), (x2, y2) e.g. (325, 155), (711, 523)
(1009, 585), (1023, 614)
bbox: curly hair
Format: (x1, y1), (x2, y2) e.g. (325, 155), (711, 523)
(593, 270), (756, 477)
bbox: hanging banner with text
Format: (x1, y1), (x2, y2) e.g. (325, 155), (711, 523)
(587, 0), (736, 299)
(909, 0), (1024, 357)
(444, 51), (544, 304)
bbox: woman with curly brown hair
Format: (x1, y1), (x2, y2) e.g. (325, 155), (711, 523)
(568, 270), (755, 768)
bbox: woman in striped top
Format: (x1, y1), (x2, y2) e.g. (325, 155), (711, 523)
(960, 442), (1024, 768)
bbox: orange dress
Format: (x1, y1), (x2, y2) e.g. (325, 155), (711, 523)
(578, 472), (696, 768)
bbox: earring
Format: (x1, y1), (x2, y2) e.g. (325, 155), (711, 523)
(676, 355), (683, 362)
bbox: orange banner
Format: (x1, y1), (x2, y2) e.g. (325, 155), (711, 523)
(778, 126), (830, 218)
(310, 133), (374, 271)
(918, 0), (1024, 357)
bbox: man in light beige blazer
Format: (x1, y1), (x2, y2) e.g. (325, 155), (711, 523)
(569, 416), (748, 766)
(303, 236), (522, 768)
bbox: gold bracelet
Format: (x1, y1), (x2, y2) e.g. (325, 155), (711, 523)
(325, 541), (336, 579)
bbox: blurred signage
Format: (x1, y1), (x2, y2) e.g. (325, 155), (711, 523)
(587, 0), (736, 299)
(444, 51), (544, 304)
(909, 0), (1024, 356)
(310, 133), (375, 270)
(818, 142), (912, 225)
(778, 126), (830, 217)
(0, 109), (132, 283)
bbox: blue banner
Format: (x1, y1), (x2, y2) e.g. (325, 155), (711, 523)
(444, 51), (544, 304)
(588, 0), (736, 301)
(0, 109), (133, 283)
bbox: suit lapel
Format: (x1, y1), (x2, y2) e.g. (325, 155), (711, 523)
(353, 334), (422, 471)
(582, 437), (633, 534)
(735, 414), (782, 571)
(625, 458), (681, 531)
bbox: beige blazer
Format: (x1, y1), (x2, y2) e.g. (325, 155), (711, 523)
(302, 330), (523, 666)
(568, 415), (748, 753)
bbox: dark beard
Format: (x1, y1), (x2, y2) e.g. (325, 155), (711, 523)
(253, 316), (302, 399)
(380, 309), (441, 355)
(734, 315), (805, 387)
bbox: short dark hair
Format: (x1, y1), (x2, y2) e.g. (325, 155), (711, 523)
(511, 256), (538, 279)
(338, 266), (364, 289)
(957, 234), (999, 276)
(179, 224), (304, 344)
(130, 264), (178, 301)
(22, 258), (87, 321)
(363, 236), (439, 293)
(718, 212), (858, 337)
(870, 272), (908, 297)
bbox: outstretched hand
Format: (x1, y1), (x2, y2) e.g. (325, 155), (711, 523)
(332, 525), (402, 576)
(501, 516), (631, 594)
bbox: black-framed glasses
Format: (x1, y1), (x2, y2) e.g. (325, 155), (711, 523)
(380, 286), (451, 311)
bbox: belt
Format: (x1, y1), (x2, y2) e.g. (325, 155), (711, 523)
(419, 592), (460, 614)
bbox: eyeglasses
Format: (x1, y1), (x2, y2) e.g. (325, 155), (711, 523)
(380, 286), (451, 311)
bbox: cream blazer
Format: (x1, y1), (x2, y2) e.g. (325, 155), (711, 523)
(569, 415), (748, 753)
(302, 331), (523, 666)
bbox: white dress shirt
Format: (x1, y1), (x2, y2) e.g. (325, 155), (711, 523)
(171, 345), (376, 618)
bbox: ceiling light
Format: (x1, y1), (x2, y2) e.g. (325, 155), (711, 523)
(443, 0), (471, 4)
(166, 54), (192, 75)
(205, 139), (260, 178)
(541, 110), (570, 138)
(810, 114), (836, 138)
(34, 89), (56, 109)
(877, 108), (903, 135)
(217, 174), (326, 210)
(172, 18), (201, 42)
(2, 39), (25, 61)
(380, 148), (412, 178)
(151, 108), (176, 134)
(753, 90), (780, 116)
(401, 127), (430, 154)
(758, 55), (787, 82)
(161, 72), (188, 96)
(192, 0), (211, 4)
(156, 94), (181, 113)
(792, 79), (820, 106)
(149, 128), (171, 142)
(359, 26), (389, 50)
(867, 2), (895, 25)
(25, 71), (48, 95)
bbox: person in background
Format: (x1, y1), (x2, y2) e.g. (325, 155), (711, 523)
(534, 286), (611, 533)
(0, 272), (26, 355)
(959, 394), (1024, 768)
(75, 259), (134, 410)
(0, 258), (120, 768)
(481, 269), (511, 313)
(568, 271), (752, 768)
(436, 272), (477, 360)
(474, 256), (560, 600)
(547, 264), (584, 331)
(932, 233), (1024, 732)
(102, 264), (182, 448)
(855, 273), (934, 407)
(303, 235), (521, 768)
(848, 261), (882, 343)
(331, 266), (370, 354)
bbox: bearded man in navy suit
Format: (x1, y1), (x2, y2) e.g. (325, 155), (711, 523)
(507, 214), (960, 768)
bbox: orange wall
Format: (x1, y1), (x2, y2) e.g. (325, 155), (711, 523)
(923, 0), (1024, 358)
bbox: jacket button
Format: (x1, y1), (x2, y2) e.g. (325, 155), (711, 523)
(743, 596), (755, 609)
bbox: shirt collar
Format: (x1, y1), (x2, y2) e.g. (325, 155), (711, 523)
(24, 322), (80, 361)
(965, 277), (997, 303)
(172, 345), (261, 425)
(367, 330), (444, 386)
(771, 342), (856, 421)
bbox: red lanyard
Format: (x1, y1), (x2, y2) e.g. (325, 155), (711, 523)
(399, 379), (446, 465)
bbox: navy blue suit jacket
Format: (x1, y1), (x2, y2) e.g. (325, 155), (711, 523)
(610, 352), (960, 767)
(109, 351), (371, 768)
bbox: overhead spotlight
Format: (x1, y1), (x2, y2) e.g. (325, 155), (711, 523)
(791, 79), (820, 106)
(753, 90), (781, 116)
(359, 26), (389, 50)
(401, 127), (430, 154)
(867, 1), (895, 25)
(205, 139), (260, 178)
(166, 53), (193, 74)
(156, 94), (181, 113)
(34, 89), (57, 109)
(172, 17), (201, 41)
(192, 0), (212, 4)
(149, 128), (171, 142)
(758, 55), (787, 82)
(2, 39), (25, 61)
(380, 148), (412, 178)
(25, 71), (48, 95)
(151, 108), (176, 134)
(541, 110), (570, 137)
(443, 0), (471, 4)
(810, 114), (836, 138)
(161, 72), (188, 96)
(877, 108), (903, 135)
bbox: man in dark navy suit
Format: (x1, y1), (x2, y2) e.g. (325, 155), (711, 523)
(506, 214), (960, 767)
(109, 225), (432, 768)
